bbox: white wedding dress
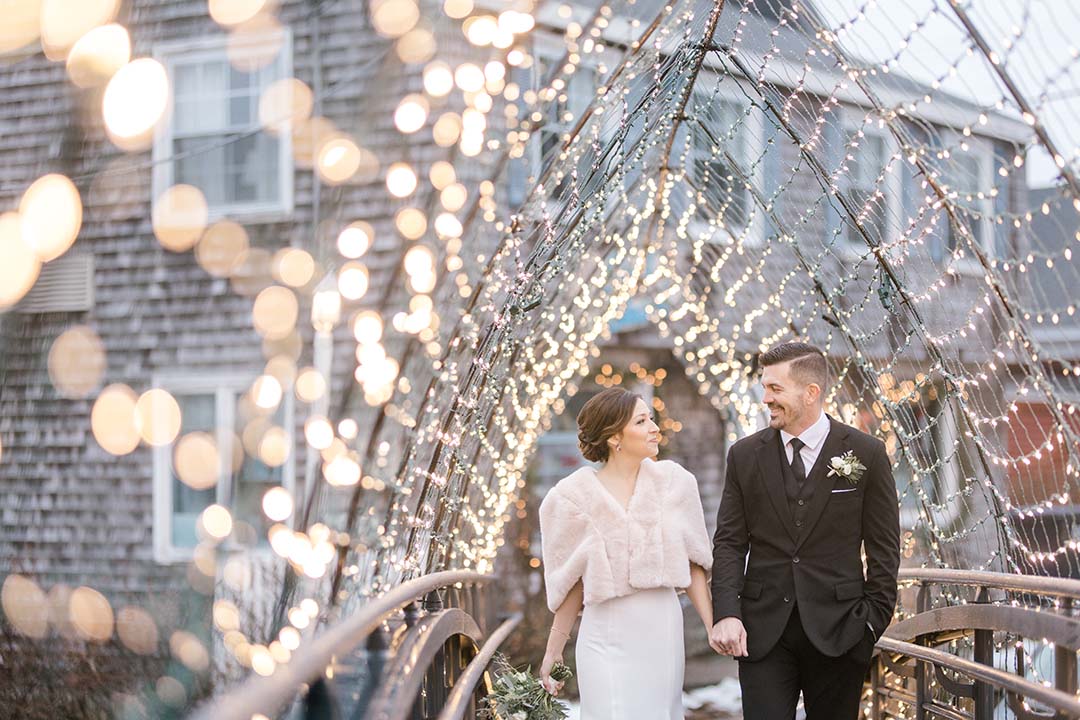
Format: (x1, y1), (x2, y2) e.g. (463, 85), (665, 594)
(575, 586), (685, 719)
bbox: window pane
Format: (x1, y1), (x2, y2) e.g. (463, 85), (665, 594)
(231, 396), (286, 547)
(171, 393), (217, 549)
(226, 133), (279, 204)
(175, 137), (227, 207)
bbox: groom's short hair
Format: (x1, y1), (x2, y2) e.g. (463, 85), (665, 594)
(759, 342), (828, 390)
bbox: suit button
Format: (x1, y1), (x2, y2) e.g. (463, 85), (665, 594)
(783, 596), (791, 603)
(792, 557), (800, 564)
(795, 520), (803, 527)
(798, 500), (805, 506)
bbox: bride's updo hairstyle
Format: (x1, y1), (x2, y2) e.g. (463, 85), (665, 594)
(576, 387), (641, 463)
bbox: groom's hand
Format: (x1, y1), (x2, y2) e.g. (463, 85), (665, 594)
(710, 617), (747, 657)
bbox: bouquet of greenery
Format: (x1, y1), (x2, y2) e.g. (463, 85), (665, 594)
(482, 654), (574, 720)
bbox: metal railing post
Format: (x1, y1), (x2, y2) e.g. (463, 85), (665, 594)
(1056, 598), (1077, 720)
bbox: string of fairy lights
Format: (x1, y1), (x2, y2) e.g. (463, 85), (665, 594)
(3, 0), (1080, 712)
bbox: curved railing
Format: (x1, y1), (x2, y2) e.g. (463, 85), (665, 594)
(870, 569), (1080, 719)
(189, 570), (519, 720)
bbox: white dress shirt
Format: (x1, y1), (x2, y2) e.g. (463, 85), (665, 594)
(780, 410), (830, 474)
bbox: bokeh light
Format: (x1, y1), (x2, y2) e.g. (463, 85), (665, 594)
(91, 384), (140, 456)
(337, 262), (370, 300)
(201, 504), (233, 539)
(386, 163), (418, 197)
(40, 0), (120, 61)
(316, 137), (363, 185)
(19, 174), (82, 262)
(103, 58), (169, 150)
(70, 586), (114, 642)
(0, 0), (41, 54)
(422, 62), (454, 97)
(66, 24), (130, 88)
(116, 606), (159, 655)
(173, 432), (220, 490)
(153, 185), (209, 252)
(370, 0), (419, 38)
(258, 77), (314, 134)
(134, 388), (182, 447)
(262, 486), (293, 521)
(48, 325), (106, 398)
(295, 368), (326, 403)
(196, 221), (250, 277)
(209, 0), (268, 27)
(395, 207), (427, 240)
(394, 94), (429, 134)
(253, 285), (299, 340)
(337, 222), (373, 259)
(1, 575), (48, 639)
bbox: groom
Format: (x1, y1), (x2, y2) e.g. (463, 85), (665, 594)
(709, 342), (900, 719)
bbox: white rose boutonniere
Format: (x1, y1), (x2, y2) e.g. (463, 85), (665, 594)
(827, 450), (867, 486)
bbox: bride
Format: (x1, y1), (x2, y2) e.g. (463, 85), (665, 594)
(538, 387), (716, 719)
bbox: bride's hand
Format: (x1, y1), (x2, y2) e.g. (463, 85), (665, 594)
(539, 653), (564, 696)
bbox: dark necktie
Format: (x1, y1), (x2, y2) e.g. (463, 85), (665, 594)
(789, 437), (807, 485)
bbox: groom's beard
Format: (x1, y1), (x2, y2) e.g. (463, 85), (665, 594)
(767, 404), (800, 430)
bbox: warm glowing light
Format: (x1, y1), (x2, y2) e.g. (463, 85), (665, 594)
(304, 417), (334, 450)
(440, 183), (468, 213)
(152, 185), (209, 252)
(91, 384), (140, 455)
(394, 94), (429, 134)
(404, 245), (435, 276)
(253, 285), (300, 340)
(209, 0), (268, 26)
(338, 262), (370, 300)
(69, 586), (114, 643)
(352, 311), (384, 345)
(464, 15), (498, 46)
(134, 388), (182, 447)
(429, 161), (456, 190)
(395, 27), (436, 64)
(201, 504), (234, 539)
(371, 0), (419, 38)
(66, 24), (130, 88)
(454, 63), (485, 92)
(259, 78), (314, 134)
(19, 174), (82, 262)
(48, 325), (106, 398)
(196, 221), (249, 277)
(262, 486), (294, 521)
(317, 137), (363, 185)
(226, 14), (284, 72)
(259, 426), (290, 467)
(386, 163), (418, 198)
(174, 432), (220, 490)
(337, 222), (373, 259)
(295, 368), (327, 403)
(432, 113), (462, 147)
(116, 606), (159, 655)
(41, 0), (120, 60)
(395, 207), (427, 240)
(0, 0), (41, 54)
(252, 375), (283, 410)
(171, 631), (210, 672)
(251, 646), (276, 676)
(1, 575), (48, 639)
(443, 0), (473, 19)
(273, 248), (315, 288)
(103, 58), (169, 149)
(423, 62), (454, 97)
(324, 455), (361, 486)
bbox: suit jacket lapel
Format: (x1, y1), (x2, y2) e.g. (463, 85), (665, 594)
(755, 428), (798, 544)
(794, 417), (850, 551)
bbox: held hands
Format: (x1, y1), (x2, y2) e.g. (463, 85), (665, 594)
(710, 617), (748, 657)
(539, 653), (565, 696)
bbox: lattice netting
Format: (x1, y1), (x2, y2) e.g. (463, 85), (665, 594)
(333, 0), (1080, 614)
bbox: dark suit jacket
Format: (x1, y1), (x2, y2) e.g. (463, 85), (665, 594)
(711, 416), (901, 661)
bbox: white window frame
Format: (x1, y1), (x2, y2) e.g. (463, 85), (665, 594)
(835, 108), (903, 259)
(152, 31), (294, 222)
(939, 130), (995, 270)
(152, 373), (296, 564)
(685, 77), (767, 247)
(530, 36), (607, 182)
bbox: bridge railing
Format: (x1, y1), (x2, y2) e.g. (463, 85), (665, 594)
(189, 570), (521, 720)
(872, 568), (1080, 720)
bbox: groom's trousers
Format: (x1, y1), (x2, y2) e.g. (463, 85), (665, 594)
(738, 605), (874, 720)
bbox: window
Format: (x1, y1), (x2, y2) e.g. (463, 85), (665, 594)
(687, 86), (766, 245)
(837, 117), (902, 250)
(153, 32), (293, 219)
(152, 376), (295, 563)
(940, 134), (994, 262)
(533, 51), (598, 177)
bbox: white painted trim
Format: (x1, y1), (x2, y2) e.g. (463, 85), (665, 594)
(152, 374), (296, 564)
(937, 130), (996, 272)
(834, 107), (904, 260)
(152, 29), (294, 223)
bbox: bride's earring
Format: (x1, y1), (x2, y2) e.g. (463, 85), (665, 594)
(616, 443), (622, 452)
